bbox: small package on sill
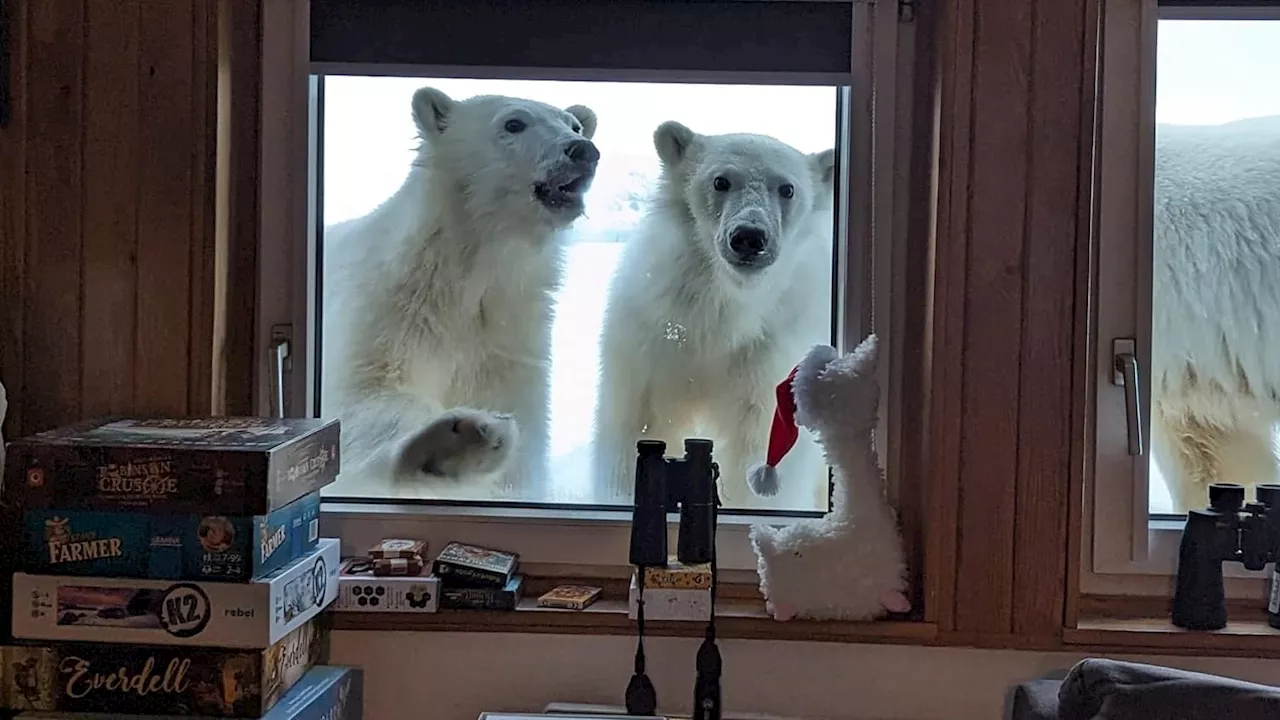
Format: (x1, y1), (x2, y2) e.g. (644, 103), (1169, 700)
(627, 569), (711, 622)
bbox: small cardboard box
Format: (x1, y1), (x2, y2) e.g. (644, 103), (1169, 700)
(11, 539), (340, 649)
(627, 570), (711, 622)
(14, 665), (364, 720)
(21, 491), (321, 582)
(4, 417), (340, 516)
(334, 558), (440, 613)
(0, 618), (327, 716)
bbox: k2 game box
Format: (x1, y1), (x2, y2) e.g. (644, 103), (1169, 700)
(0, 618), (326, 716)
(3, 417), (340, 516)
(11, 539), (339, 649)
(21, 492), (321, 583)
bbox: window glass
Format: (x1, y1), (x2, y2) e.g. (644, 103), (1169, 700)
(1149, 19), (1280, 515)
(317, 77), (841, 513)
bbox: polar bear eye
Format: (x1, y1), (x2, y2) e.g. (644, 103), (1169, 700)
(713, 176), (731, 192)
(504, 119), (527, 134)
(779, 184), (795, 199)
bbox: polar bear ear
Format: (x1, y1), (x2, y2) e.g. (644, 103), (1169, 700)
(654, 121), (697, 167)
(810, 148), (837, 188)
(565, 105), (598, 140)
(412, 87), (455, 138)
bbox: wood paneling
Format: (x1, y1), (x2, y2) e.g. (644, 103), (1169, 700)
(929, 0), (1098, 638)
(0, 0), (218, 439)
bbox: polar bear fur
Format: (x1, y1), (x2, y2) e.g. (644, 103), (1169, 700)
(592, 122), (834, 510)
(321, 87), (600, 500)
(1152, 115), (1280, 513)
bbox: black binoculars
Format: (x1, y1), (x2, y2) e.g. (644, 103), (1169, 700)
(1172, 482), (1280, 630)
(628, 438), (721, 568)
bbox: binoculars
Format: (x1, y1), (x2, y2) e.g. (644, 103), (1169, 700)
(628, 438), (721, 568)
(1172, 482), (1280, 630)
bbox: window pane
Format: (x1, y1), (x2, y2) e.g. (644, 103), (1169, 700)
(317, 77), (841, 513)
(1150, 18), (1280, 515)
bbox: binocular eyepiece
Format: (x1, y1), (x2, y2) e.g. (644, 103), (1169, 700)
(628, 438), (721, 568)
(1172, 482), (1280, 630)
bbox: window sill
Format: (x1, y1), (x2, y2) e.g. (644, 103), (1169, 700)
(1068, 596), (1280, 657)
(1066, 616), (1280, 657)
(327, 575), (934, 644)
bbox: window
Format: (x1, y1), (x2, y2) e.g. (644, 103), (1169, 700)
(258, 0), (912, 573)
(1088, 0), (1280, 591)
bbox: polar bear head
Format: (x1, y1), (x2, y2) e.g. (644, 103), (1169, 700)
(412, 87), (600, 231)
(653, 121), (835, 285)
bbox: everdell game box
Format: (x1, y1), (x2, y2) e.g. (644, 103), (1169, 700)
(11, 539), (339, 649)
(2, 417), (340, 516)
(13, 665), (363, 720)
(20, 491), (321, 583)
(0, 617), (327, 716)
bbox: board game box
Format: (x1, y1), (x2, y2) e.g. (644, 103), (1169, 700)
(0, 618), (326, 716)
(334, 558), (439, 613)
(432, 542), (518, 588)
(11, 539), (339, 649)
(21, 491), (321, 583)
(13, 664), (363, 720)
(440, 574), (523, 610)
(3, 417), (340, 516)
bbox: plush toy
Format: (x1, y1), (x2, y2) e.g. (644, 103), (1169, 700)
(747, 335), (911, 621)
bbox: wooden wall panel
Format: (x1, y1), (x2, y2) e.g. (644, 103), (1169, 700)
(1012, 0), (1089, 637)
(0, 0), (218, 439)
(0, 0), (28, 436)
(23, 0), (84, 435)
(81, 0), (140, 418)
(931, 0), (1098, 637)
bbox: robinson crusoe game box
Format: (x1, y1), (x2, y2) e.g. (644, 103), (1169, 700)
(20, 491), (321, 583)
(0, 618), (327, 716)
(2, 417), (340, 516)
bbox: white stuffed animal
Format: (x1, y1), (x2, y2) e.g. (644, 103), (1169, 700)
(747, 335), (911, 621)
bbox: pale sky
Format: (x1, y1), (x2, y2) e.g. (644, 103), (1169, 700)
(1156, 20), (1280, 125)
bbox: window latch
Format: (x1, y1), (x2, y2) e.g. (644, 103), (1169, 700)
(1112, 338), (1144, 457)
(269, 324), (293, 419)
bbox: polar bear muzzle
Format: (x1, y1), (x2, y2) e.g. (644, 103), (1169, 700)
(533, 138), (600, 212)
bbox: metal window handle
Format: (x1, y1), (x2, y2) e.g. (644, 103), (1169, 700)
(1112, 338), (1144, 457)
(269, 324), (292, 419)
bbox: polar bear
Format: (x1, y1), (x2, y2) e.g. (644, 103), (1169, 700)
(1151, 115), (1280, 513)
(321, 87), (600, 500)
(592, 122), (834, 510)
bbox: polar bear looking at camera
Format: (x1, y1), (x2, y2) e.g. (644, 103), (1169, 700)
(593, 122), (834, 510)
(321, 87), (599, 500)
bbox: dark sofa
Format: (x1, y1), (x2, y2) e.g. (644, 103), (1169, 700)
(1011, 658), (1280, 720)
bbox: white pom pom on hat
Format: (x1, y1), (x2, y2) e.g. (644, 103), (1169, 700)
(747, 364), (801, 497)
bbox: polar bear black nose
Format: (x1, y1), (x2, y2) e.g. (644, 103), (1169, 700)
(565, 139), (600, 164)
(728, 226), (769, 258)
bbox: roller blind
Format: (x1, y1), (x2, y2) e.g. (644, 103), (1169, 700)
(311, 0), (855, 82)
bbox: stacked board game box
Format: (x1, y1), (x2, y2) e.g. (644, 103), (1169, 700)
(335, 539), (440, 613)
(431, 542), (524, 610)
(0, 417), (355, 719)
(12, 665), (363, 720)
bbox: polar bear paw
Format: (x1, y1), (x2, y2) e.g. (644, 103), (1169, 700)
(397, 408), (519, 480)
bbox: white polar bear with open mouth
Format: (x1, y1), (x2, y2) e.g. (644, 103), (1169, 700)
(593, 121), (834, 510)
(321, 87), (599, 500)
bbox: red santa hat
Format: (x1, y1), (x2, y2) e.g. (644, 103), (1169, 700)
(747, 364), (801, 497)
